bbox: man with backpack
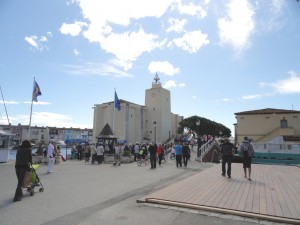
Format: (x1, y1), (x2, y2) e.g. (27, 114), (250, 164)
(239, 137), (255, 181)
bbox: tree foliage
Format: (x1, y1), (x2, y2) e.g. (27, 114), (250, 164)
(177, 115), (231, 137)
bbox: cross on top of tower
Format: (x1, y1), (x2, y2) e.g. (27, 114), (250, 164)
(153, 73), (160, 84)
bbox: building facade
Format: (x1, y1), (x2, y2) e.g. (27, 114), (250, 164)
(234, 108), (300, 145)
(92, 74), (183, 144)
(0, 124), (93, 146)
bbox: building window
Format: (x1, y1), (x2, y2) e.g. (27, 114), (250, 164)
(280, 117), (288, 128)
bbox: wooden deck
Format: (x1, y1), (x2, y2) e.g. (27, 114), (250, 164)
(139, 164), (300, 224)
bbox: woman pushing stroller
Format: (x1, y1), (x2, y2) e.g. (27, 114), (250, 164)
(13, 140), (32, 202)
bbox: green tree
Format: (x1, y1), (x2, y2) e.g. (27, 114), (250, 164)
(177, 116), (231, 137)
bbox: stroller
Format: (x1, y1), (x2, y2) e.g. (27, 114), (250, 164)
(22, 164), (44, 196)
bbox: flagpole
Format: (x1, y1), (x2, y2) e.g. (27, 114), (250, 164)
(113, 88), (116, 133)
(0, 85), (10, 125)
(28, 77), (35, 140)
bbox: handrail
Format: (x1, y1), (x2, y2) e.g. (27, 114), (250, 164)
(197, 139), (217, 161)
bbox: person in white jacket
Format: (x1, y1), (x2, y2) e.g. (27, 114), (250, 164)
(96, 143), (104, 164)
(47, 140), (55, 173)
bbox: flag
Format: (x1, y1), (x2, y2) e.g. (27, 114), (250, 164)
(114, 91), (121, 111)
(32, 80), (42, 102)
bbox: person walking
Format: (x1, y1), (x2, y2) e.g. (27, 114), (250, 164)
(47, 140), (55, 173)
(76, 143), (83, 160)
(114, 143), (123, 166)
(156, 144), (164, 166)
(174, 142), (183, 168)
(84, 144), (91, 162)
(239, 137), (255, 181)
(90, 144), (97, 164)
(148, 143), (157, 169)
(96, 143), (104, 164)
(220, 138), (235, 178)
(13, 140), (32, 202)
(182, 142), (190, 168)
(134, 142), (140, 162)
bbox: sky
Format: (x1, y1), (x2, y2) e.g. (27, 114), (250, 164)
(1, 0), (300, 136)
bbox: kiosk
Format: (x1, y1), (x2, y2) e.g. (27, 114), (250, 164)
(0, 130), (13, 163)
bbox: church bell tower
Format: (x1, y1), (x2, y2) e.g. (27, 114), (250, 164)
(145, 73), (171, 143)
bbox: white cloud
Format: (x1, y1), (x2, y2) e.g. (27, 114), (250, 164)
(65, 62), (134, 78)
(242, 94), (261, 100)
(166, 18), (187, 33)
(176, 0), (208, 18)
(25, 36), (38, 48)
(218, 0), (255, 52)
(60, 21), (88, 36)
(171, 30), (209, 53)
(10, 112), (90, 129)
(24, 33), (51, 51)
(163, 80), (177, 89)
(148, 61), (180, 76)
(67, 0), (209, 70)
(23, 101), (52, 105)
(255, 0), (285, 35)
(222, 98), (231, 102)
(179, 83), (185, 87)
(77, 0), (174, 27)
(0, 101), (19, 105)
(97, 29), (164, 71)
(271, 71), (300, 94)
(74, 49), (80, 56)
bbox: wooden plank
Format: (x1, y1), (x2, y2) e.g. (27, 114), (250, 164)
(257, 165), (267, 215)
(244, 166), (257, 213)
(264, 165), (276, 216)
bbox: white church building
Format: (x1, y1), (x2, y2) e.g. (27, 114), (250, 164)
(92, 74), (183, 144)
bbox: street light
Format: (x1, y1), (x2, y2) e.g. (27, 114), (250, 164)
(196, 119), (201, 157)
(153, 121), (157, 144)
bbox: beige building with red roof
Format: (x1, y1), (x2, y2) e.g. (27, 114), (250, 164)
(234, 108), (300, 145)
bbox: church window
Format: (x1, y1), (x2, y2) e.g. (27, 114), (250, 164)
(280, 117), (288, 128)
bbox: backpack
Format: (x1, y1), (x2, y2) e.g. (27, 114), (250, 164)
(241, 143), (249, 157)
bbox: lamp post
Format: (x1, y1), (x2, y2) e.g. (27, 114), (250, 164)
(196, 119), (201, 157)
(153, 121), (157, 144)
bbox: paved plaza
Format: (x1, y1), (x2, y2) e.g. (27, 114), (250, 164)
(0, 150), (290, 225)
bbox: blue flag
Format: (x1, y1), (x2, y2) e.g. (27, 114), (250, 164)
(32, 80), (42, 102)
(114, 91), (121, 111)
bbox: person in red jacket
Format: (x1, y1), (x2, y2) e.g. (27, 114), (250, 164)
(156, 144), (164, 166)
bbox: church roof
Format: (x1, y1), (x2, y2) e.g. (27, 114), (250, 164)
(96, 123), (118, 139)
(95, 99), (146, 108)
(235, 108), (300, 115)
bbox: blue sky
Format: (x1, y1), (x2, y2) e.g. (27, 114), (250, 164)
(1, 0), (300, 136)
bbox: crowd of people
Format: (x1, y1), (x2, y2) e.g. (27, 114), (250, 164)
(13, 135), (255, 202)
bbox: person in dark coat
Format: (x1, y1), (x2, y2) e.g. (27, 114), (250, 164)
(182, 142), (190, 168)
(148, 143), (157, 169)
(220, 138), (235, 178)
(14, 140), (32, 202)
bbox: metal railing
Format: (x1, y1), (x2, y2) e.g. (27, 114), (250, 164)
(251, 142), (300, 154)
(196, 139), (218, 161)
